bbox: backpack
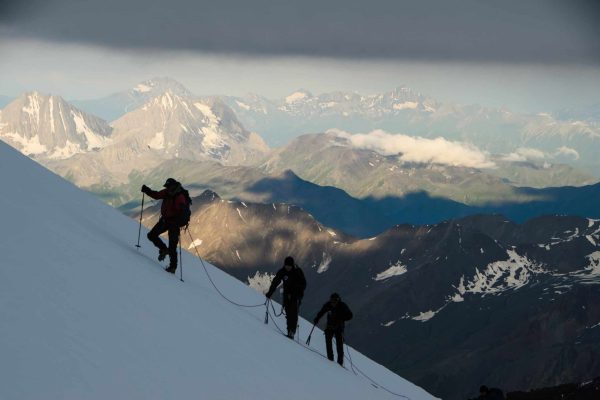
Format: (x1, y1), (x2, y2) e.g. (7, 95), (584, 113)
(178, 189), (192, 228)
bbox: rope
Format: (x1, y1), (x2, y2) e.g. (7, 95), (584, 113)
(185, 229), (264, 308)
(268, 298), (285, 317)
(344, 340), (410, 399)
(184, 229), (410, 399)
(266, 302), (330, 361)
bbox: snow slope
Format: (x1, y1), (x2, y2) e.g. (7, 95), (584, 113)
(0, 141), (436, 400)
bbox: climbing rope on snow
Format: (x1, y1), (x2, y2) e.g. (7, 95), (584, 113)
(185, 229), (265, 308)
(344, 340), (410, 399)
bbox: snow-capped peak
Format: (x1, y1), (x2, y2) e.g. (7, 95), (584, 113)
(285, 90), (312, 104)
(131, 77), (192, 97)
(0, 92), (112, 159)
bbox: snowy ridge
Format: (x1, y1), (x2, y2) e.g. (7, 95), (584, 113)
(0, 141), (435, 400)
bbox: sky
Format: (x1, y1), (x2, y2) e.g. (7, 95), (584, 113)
(1, 0), (599, 113)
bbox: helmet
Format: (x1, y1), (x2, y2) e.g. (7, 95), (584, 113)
(284, 256), (295, 266)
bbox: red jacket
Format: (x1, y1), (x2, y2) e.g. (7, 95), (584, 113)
(146, 189), (187, 220)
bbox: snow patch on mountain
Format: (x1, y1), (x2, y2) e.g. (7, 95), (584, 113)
(317, 253), (332, 274)
(188, 238), (203, 249)
(48, 140), (82, 159)
(584, 252), (600, 276)
(22, 92), (41, 124)
(374, 261), (408, 281)
(235, 100), (250, 110)
(236, 207), (247, 223)
(148, 131), (165, 150)
(1, 131), (47, 155)
(285, 91), (310, 104)
(194, 102), (219, 124)
(71, 111), (110, 149)
(134, 83), (152, 93)
(393, 101), (418, 110)
(247, 271), (275, 294)
(412, 310), (438, 322)
(461, 250), (545, 295)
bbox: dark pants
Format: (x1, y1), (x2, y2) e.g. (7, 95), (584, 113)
(284, 294), (300, 334)
(147, 218), (180, 268)
(325, 328), (344, 365)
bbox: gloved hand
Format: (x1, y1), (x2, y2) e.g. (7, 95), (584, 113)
(141, 184), (150, 194)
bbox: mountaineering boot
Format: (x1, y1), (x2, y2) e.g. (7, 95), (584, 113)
(165, 265), (177, 274)
(158, 248), (169, 262)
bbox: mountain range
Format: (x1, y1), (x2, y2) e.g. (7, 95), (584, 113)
(2, 79), (599, 237)
(38, 76), (600, 178)
(260, 131), (596, 204)
(224, 87), (600, 176)
(141, 190), (600, 400)
(105, 158), (600, 238)
(0, 89), (269, 186)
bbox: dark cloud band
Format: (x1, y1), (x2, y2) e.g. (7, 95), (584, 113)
(2, 0), (599, 64)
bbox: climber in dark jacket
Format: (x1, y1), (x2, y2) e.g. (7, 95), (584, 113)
(313, 293), (353, 366)
(265, 256), (307, 338)
(141, 178), (189, 273)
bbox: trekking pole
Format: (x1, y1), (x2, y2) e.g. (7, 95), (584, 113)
(296, 299), (301, 342)
(135, 193), (145, 248)
(305, 324), (316, 346)
(264, 299), (270, 324)
(179, 228), (184, 282)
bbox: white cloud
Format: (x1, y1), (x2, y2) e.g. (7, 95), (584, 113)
(331, 129), (496, 169)
(554, 146), (580, 160)
(501, 146), (580, 163)
(501, 147), (547, 162)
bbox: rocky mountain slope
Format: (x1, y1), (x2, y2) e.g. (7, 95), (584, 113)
(260, 131), (596, 205)
(141, 193), (600, 400)
(226, 87), (600, 176)
(96, 156), (600, 238)
(0, 92), (113, 159)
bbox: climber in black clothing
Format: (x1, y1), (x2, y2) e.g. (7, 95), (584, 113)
(313, 293), (353, 366)
(265, 256), (307, 339)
